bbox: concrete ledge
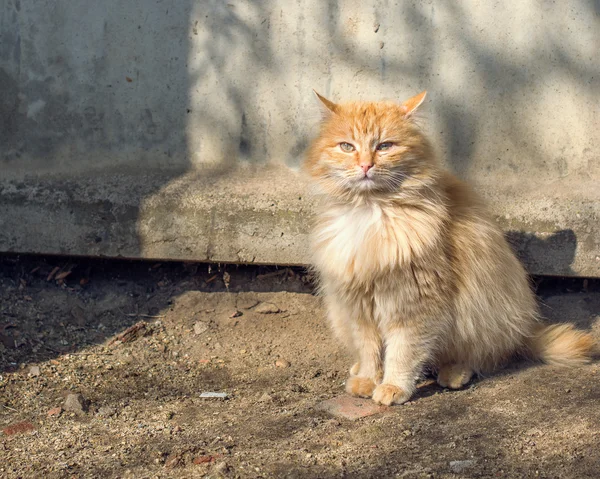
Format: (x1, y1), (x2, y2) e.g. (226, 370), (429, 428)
(1, 164), (598, 276)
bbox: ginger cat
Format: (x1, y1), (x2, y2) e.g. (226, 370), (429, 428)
(305, 91), (594, 406)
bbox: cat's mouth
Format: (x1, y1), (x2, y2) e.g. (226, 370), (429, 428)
(354, 175), (377, 190)
(347, 169), (405, 193)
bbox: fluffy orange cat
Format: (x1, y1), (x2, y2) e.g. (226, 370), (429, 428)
(305, 91), (594, 406)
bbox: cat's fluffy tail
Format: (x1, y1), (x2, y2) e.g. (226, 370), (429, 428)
(526, 323), (596, 366)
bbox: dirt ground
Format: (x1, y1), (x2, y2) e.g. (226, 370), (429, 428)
(1, 255), (600, 479)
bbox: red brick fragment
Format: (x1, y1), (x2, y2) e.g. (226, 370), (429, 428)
(193, 454), (220, 465)
(316, 395), (388, 421)
(109, 321), (148, 345)
(47, 407), (62, 417)
(2, 421), (36, 436)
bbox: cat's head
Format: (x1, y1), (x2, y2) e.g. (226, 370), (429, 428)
(305, 91), (438, 198)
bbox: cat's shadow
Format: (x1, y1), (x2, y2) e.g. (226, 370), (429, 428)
(506, 229), (578, 276)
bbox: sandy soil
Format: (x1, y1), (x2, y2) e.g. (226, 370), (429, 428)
(1, 255), (599, 479)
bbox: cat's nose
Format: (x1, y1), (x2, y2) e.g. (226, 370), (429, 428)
(360, 164), (373, 175)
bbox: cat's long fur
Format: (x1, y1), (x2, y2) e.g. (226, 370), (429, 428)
(305, 91), (594, 406)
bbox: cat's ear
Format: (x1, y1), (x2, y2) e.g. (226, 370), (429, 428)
(313, 90), (339, 118)
(400, 91), (427, 117)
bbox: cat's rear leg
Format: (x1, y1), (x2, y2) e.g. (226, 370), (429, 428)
(437, 364), (473, 389)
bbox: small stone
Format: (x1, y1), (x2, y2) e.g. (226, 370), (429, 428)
(255, 302), (280, 314)
(63, 393), (89, 414)
(164, 453), (182, 469)
(403, 429), (412, 436)
(97, 406), (116, 417)
(258, 393), (273, 403)
(214, 462), (230, 474)
(28, 365), (41, 377)
(275, 359), (290, 368)
(47, 407), (62, 417)
(194, 321), (209, 335)
(200, 392), (229, 399)
(449, 460), (476, 473)
(2, 421), (35, 436)
(194, 321), (208, 336)
(230, 310), (243, 318)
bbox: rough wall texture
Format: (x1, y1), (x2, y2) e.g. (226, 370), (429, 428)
(0, 0), (598, 275)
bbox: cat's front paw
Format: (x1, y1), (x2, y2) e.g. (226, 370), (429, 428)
(372, 384), (411, 406)
(345, 376), (377, 398)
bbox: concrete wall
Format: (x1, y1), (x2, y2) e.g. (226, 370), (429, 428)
(1, 0), (599, 276)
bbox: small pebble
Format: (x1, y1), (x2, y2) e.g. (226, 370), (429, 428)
(214, 462), (229, 474)
(275, 359), (290, 368)
(255, 302), (281, 314)
(449, 459), (476, 473)
(200, 392), (229, 399)
(63, 393), (89, 414)
(258, 393), (273, 403)
(97, 406), (116, 417)
(28, 365), (41, 377)
(194, 322), (209, 335)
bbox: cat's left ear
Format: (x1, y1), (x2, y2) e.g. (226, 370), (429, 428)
(313, 90), (339, 118)
(400, 91), (427, 118)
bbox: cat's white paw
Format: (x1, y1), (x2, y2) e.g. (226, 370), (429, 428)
(345, 376), (376, 398)
(372, 384), (411, 406)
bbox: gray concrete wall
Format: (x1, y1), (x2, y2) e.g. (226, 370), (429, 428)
(1, 0), (599, 276)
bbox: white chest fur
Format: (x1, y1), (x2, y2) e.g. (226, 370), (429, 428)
(312, 201), (429, 281)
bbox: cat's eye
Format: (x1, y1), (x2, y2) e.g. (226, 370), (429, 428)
(339, 142), (355, 152)
(376, 142), (393, 151)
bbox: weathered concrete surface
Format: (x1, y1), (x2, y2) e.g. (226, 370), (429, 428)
(1, 0), (599, 275)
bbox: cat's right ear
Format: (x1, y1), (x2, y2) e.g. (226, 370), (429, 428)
(400, 90), (427, 118)
(313, 90), (339, 119)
